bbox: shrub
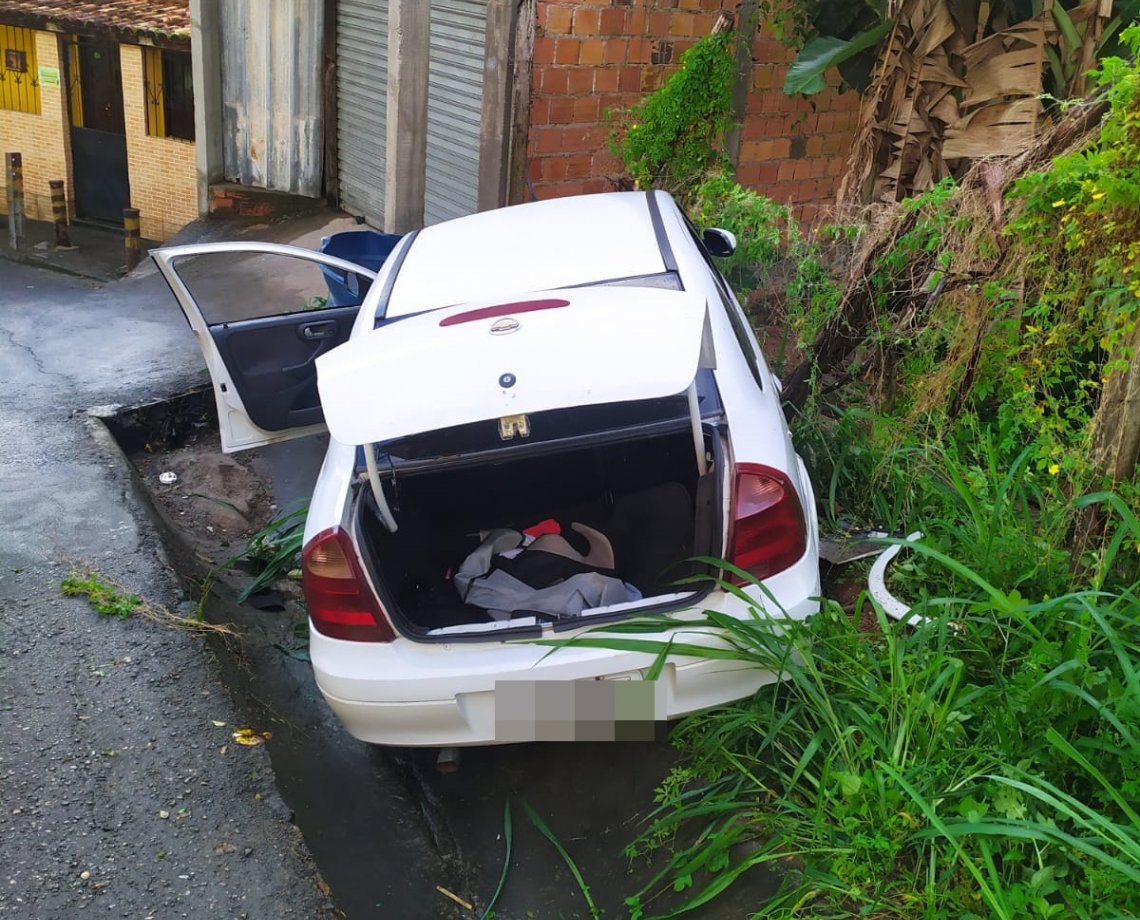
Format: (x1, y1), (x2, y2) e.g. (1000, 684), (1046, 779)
(690, 173), (790, 293)
(609, 31), (737, 200)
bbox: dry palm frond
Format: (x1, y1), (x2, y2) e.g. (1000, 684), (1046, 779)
(837, 0), (1076, 206)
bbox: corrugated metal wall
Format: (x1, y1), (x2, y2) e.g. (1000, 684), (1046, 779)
(220, 0), (324, 197)
(337, 0), (389, 225)
(424, 0), (486, 225)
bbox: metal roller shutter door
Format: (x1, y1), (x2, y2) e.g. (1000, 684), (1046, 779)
(424, 0), (486, 225)
(337, 0), (389, 226)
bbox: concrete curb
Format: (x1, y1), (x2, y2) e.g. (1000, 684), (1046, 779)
(1, 245), (123, 283)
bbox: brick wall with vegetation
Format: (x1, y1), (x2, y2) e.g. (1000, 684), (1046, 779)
(526, 0), (859, 220)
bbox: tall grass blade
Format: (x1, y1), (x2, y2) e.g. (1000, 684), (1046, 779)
(878, 762), (1013, 920)
(521, 801), (599, 919)
(1043, 727), (1140, 828)
(479, 800), (513, 920)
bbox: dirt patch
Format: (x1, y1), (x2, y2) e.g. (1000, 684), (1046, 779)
(133, 429), (275, 550)
(98, 386), (276, 560)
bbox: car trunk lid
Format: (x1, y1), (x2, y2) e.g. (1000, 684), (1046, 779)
(315, 287), (713, 447)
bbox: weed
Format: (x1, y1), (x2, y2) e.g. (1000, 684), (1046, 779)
(206, 503), (308, 608)
(690, 174), (790, 295)
(61, 568), (236, 636)
(233, 505), (307, 602)
(61, 572), (141, 618)
(478, 801), (513, 920)
(522, 801), (600, 919)
(556, 547), (1140, 918)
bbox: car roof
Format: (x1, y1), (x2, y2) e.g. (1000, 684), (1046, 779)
(383, 192), (669, 318)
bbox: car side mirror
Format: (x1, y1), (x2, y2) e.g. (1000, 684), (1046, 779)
(702, 228), (737, 258)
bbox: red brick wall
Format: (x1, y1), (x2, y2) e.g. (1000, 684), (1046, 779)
(526, 0), (861, 222)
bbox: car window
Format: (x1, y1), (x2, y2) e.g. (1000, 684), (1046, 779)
(681, 216), (765, 391)
(577, 272), (683, 291)
(166, 251), (366, 324)
(372, 269), (683, 329)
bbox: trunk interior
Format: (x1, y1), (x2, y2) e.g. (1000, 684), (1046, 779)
(356, 427), (721, 637)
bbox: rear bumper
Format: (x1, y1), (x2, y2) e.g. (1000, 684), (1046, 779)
(310, 580), (819, 747)
(317, 654), (783, 747)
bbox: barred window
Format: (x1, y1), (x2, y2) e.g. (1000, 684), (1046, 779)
(143, 47), (193, 140)
(0, 25), (41, 114)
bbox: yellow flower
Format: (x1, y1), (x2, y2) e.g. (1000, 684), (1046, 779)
(1051, 199), (1066, 208)
(1091, 190), (1106, 200)
(1048, 463), (1061, 475)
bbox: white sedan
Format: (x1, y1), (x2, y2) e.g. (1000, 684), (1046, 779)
(154, 191), (820, 747)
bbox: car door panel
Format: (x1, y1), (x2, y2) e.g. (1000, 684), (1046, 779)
(210, 308), (359, 431)
(152, 242), (380, 453)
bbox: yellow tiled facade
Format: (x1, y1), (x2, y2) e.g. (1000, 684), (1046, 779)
(0, 31), (70, 221)
(0, 30), (197, 240)
(119, 44), (196, 241)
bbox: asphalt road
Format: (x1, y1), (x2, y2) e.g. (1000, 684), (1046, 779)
(0, 259), (334, 919)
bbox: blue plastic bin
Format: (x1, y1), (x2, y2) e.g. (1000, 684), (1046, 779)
(319, 230), (403, 307)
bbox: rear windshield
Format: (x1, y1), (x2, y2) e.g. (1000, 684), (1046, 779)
(360, 368), (722, 471)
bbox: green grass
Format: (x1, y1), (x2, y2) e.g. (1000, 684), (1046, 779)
(619, 33), (1140, 917)
(478, 800), (513, 920)
(579, 546), (1140, 919)
(545, 485), (1140, 918)
(61, 568), (237, 637)
(61, 571), (142, 618)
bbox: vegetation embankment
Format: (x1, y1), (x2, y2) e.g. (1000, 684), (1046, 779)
(605, 19), (1140, 920)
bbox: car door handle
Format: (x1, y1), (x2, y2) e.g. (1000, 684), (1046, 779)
(283, 322), (340, 378)
(299, 320), (338, 341)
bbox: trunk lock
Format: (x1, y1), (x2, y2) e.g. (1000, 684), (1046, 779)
(498, 414), (530, 440)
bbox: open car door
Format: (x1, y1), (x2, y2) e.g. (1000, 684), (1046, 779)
(152, 242), (382, 453)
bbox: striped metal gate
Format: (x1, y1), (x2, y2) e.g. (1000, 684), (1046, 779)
(424, 0), (487, 225)
(337, 0), (389, 226)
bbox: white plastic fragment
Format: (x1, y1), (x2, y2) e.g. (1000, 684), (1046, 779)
(158, 471), (178, 485)
(867, 531), (927, 626)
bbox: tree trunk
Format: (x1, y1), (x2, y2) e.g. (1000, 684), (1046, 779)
(1090, 324), (1140, 484)
(1073, 322), (1140, 561)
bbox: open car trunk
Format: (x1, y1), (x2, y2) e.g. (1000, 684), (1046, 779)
(315, 286), (724, 639)
(354, 424), (722, 639)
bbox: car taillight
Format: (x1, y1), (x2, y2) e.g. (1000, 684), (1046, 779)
(302, 527), (396, 642)
(728, 464), (807, 582)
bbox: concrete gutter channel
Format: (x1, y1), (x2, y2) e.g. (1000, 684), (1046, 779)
(0, 218), (780, 918)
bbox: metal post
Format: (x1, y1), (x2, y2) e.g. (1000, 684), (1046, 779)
(385, 0), (430, 233)
(50, 180), (70, 248)
(123, 207), (141, 272)
(6, 153), (24, 250)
